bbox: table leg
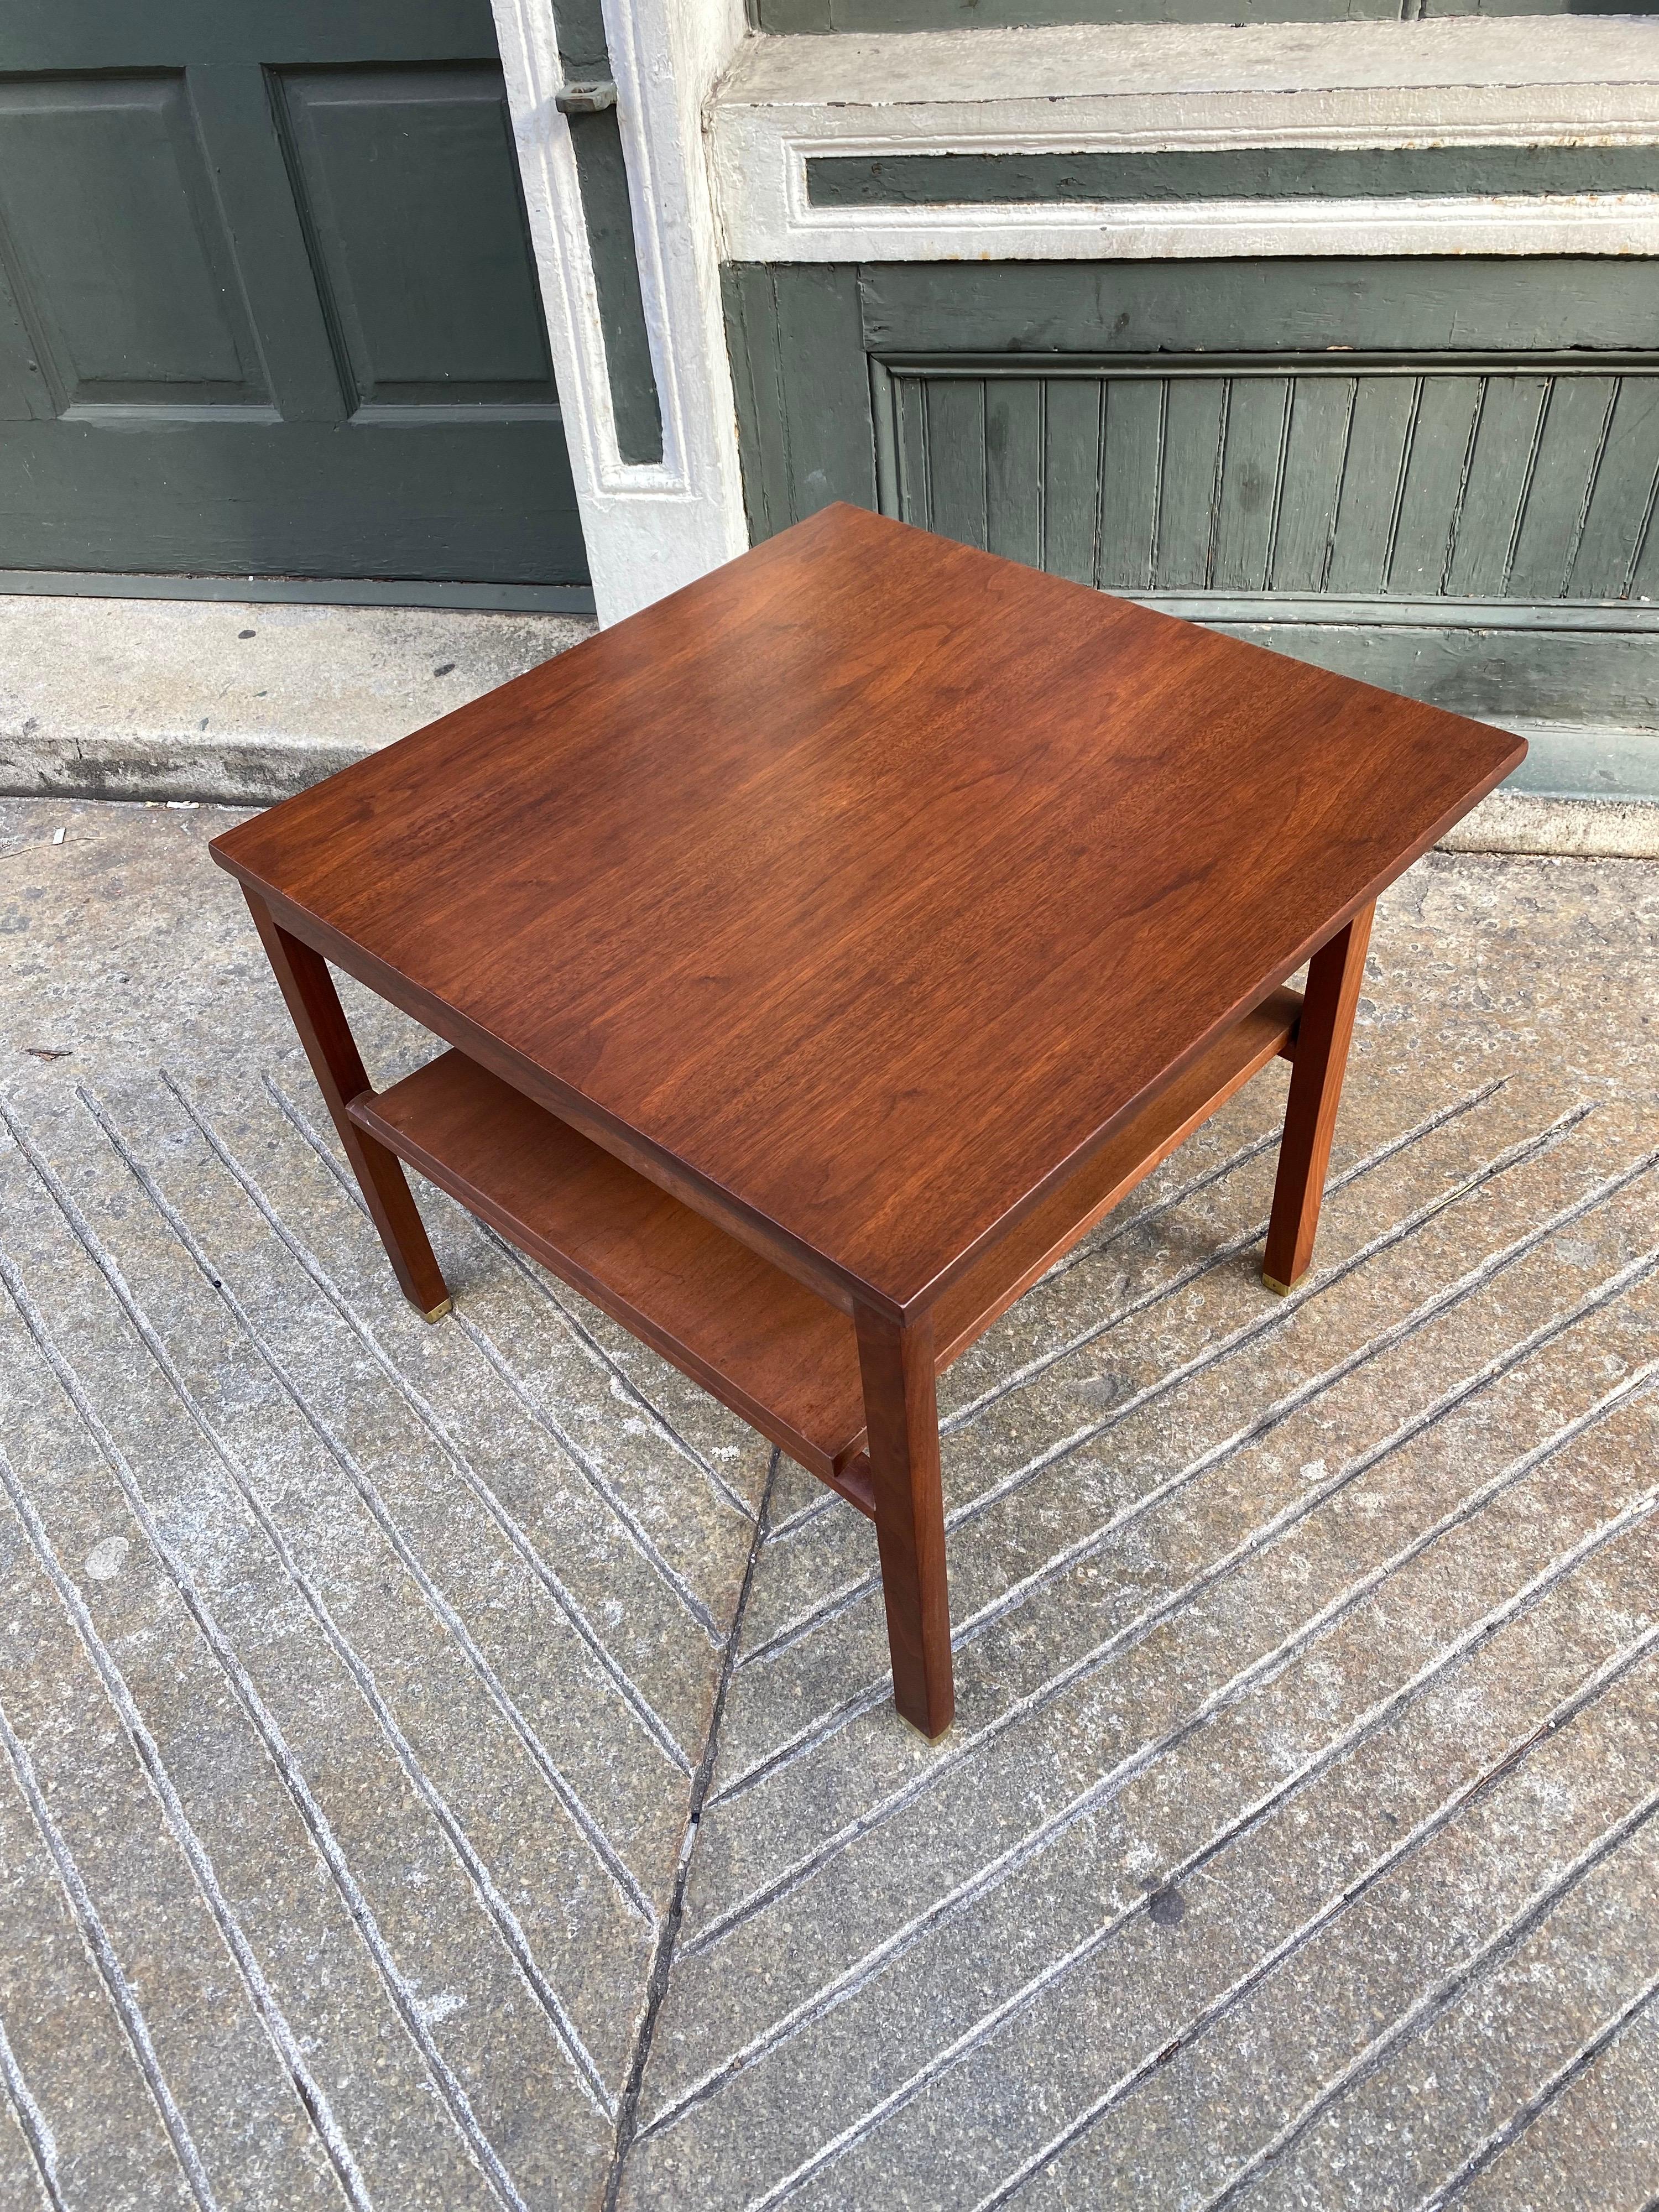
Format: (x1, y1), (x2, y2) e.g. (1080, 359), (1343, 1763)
(1263, 902), (1375, 1296)
(244, 889), (452, 1322)
(855, 1306), (954, 1739)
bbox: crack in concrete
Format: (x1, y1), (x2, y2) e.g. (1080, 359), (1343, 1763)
(605, 1450), (782, 2212)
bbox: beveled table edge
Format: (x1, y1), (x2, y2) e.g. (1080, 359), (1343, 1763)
(211, 717), (1522, 1323)
(891, 726), (1526, 1318)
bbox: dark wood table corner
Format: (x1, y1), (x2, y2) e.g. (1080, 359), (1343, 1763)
(211, 505), (1526, 1744)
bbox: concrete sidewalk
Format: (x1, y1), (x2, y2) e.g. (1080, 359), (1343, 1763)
(2, 590), (1657, 856)
(2, 799), (1656, 2210)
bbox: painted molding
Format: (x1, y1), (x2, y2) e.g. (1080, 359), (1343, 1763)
(1135, 597), (1659, 634)
(711, 20), (1659, 262)
(804, 143), (1659, 207)
(492, 0), (749, 621)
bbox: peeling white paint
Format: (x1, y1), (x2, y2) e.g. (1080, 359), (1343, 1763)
(710, 20), (1659, 264)
(491, 0), (750, 623)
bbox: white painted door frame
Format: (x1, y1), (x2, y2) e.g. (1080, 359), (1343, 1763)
(490, 0), (750, 624)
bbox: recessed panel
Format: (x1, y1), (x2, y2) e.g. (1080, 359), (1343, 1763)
(279, 63), (557, 407)
(880, 361), (1659, 603)
(807, 143), (1659, 208)
(0, 73), (264, 407)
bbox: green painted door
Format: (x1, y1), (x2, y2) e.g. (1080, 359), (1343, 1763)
(0, 1), (585, 585)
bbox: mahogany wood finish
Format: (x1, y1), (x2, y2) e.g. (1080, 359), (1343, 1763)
(213, 504), (1524, 1323)
(1263, 905), (1376, 1296)
(215, 503), (1525, 1738)
(855, 1308), (953, 1739)
(349, 985), (1305, 1485)
(244, 891), (451, 1321)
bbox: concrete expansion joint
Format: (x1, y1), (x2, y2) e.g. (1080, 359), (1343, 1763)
(603, 1449), (782, 2209)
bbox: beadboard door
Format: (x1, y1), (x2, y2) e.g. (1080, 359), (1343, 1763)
(723, 258), (1659, 790)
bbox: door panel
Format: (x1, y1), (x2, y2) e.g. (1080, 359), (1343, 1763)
(0, 3), (586, 585)
(0, 3), (511, 81)
(0, 75), (265, 410)
(278, 65), (559, 406)
(1, 419), (578, 579)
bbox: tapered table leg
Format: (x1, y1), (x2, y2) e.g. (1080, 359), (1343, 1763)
(244, 890), (452, 1321)
(855, 1306), (954, 1739)
(1263, 902), (1375, 1295)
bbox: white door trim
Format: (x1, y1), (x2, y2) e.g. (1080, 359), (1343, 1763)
(710, 20), (1659, 265)
(492, 0), (750, 623)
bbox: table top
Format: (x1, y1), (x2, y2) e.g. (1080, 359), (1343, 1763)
(213, 503), (1525, 1319)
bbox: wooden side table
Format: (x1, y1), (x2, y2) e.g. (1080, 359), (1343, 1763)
(212, 505), (1524, 1740)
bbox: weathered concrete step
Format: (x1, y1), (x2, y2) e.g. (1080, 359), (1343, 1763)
(0, 591), (593, 808)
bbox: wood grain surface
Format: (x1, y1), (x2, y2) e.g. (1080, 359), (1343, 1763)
(247, 892), (452, 1321)
(856, 1305), (954, 1739)
(1263, 905), (1375, 1295)
(214, 503), (1524, 1319)
(348, 985), (1301, 1480)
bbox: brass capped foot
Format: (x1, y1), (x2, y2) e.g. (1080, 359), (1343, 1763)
(420, 1297), (453, 1323)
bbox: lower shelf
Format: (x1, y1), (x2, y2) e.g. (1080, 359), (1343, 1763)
(349, 987), (1299, 1501)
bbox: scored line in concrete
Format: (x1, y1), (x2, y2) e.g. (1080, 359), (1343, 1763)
(973, 1657), (1659, 2212)
(0, 1997), (66, 2212)
(1, 1104), (620, 2119)
(1193, 1780), (1659, 2212)
(160, 1068), (694, 1775)
(0, 1247), (547, 2208)
(647, 1348), (1659, 2143)
(0, 1666), (218, 2212)
(1411, 1966), (1659, 2212)
(77, 1081), (656, 1927)
(0, 1440), (372, 2211)
(602, 1450), (782, 2212)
